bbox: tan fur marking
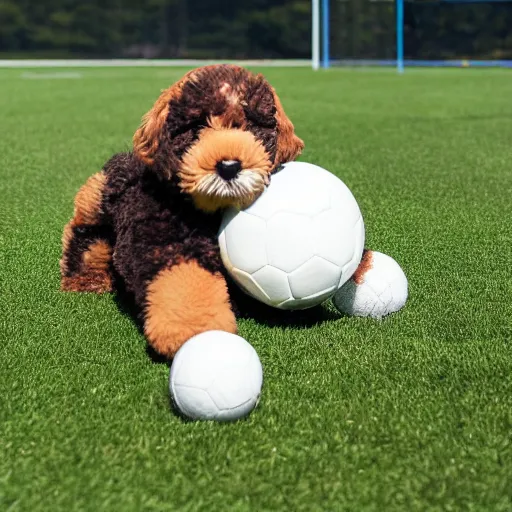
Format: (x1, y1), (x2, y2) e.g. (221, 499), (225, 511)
(83, 241), (112, 270)
(61, 221), (73, 257)
(272, 88), (305, 163)
(60, 241), (113, 293)
(60, 172), (106, 277)
(191, 195), (240, 213)
(73, 172), (106, 225)
(60, 173), (112, 292)
(179, 127), (272, 212)
(352, 250), (374, 285)
(59, 221), (74, 277)
(208, 111), (246, 131)
(144, 261), (237, 358)
(219, 82), (238, 105)
(208, 116), (227, 131)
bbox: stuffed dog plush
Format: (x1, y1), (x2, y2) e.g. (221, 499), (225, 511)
(60, 64), (304, 358)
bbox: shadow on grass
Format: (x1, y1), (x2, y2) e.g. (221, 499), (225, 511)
(110, 273), (170, 366)
(227, 280), (341, 329)
(110, 272), (343, 366)
(110, 272), (344, 421)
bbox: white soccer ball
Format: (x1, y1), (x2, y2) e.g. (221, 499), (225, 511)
(218, 161), (365, 310)
(169, 331), (263, 422)
(333, 250), (408, 318)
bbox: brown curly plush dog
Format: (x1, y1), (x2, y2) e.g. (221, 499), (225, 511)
(60, 64), (304, 358)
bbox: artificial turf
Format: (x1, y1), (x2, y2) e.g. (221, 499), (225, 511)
(1, 66), (511, 511)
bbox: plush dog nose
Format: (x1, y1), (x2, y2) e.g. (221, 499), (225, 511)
(216, 160), (242, 181)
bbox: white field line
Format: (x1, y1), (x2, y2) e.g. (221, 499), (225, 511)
(0, 59), (312, 68)
(21, 71), (83, 79)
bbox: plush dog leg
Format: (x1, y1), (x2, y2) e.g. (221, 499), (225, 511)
(143, 260), (237, 358)
(60, 172), (114, 293)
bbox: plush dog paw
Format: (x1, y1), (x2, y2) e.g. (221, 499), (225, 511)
(61, 271), (113, 294)
(143, 261), (237, 358)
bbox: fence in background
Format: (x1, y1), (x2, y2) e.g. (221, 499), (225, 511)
(1, 0), (511, 70)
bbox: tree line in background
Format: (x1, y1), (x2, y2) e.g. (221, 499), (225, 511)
(0, 0), (511, 60)
(0, 0), (311, 58)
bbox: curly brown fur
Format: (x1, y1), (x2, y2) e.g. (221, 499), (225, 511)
(61, 64), (304, 358)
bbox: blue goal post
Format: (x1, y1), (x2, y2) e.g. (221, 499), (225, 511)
(313, 0), (512, 71)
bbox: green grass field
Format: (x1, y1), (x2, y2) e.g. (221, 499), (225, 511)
(1, 66), (511, 511)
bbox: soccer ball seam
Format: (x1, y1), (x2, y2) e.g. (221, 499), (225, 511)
(235, 267), (272, 302)
(286, 253), (337, 298)
(213, 396), (254, 413)
(172, 385), (218, 419)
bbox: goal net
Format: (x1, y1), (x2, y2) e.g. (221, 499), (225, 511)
(327, 0), (512, 67)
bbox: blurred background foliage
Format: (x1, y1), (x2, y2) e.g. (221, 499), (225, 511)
(0, 0), (511, 60)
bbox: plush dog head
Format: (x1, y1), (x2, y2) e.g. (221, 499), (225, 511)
(133, 64), (304, 212)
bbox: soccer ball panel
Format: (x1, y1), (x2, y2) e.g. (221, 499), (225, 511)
(329, 183), (362, 226)
(230, 268), (271, 305)
(288, 256), (342, 299)
(245, 162), (334, 219)
(252, 265), (292, 305)
(266, 213), (314, 273)
(171, 342), (219, 389)
(172, 385), (218, 420)
(219, 210), (267, 274)
(243, 186), (308, 220)
(313, 210), (362, 268)
(208, 349), (263, 413)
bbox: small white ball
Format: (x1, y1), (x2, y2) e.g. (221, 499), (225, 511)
(169, 331), (263, 422)
(333, 251), (408, 318)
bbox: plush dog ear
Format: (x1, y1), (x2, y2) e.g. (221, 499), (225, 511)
(272, 89), (305, 164)
(133, 70), (195, 165)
